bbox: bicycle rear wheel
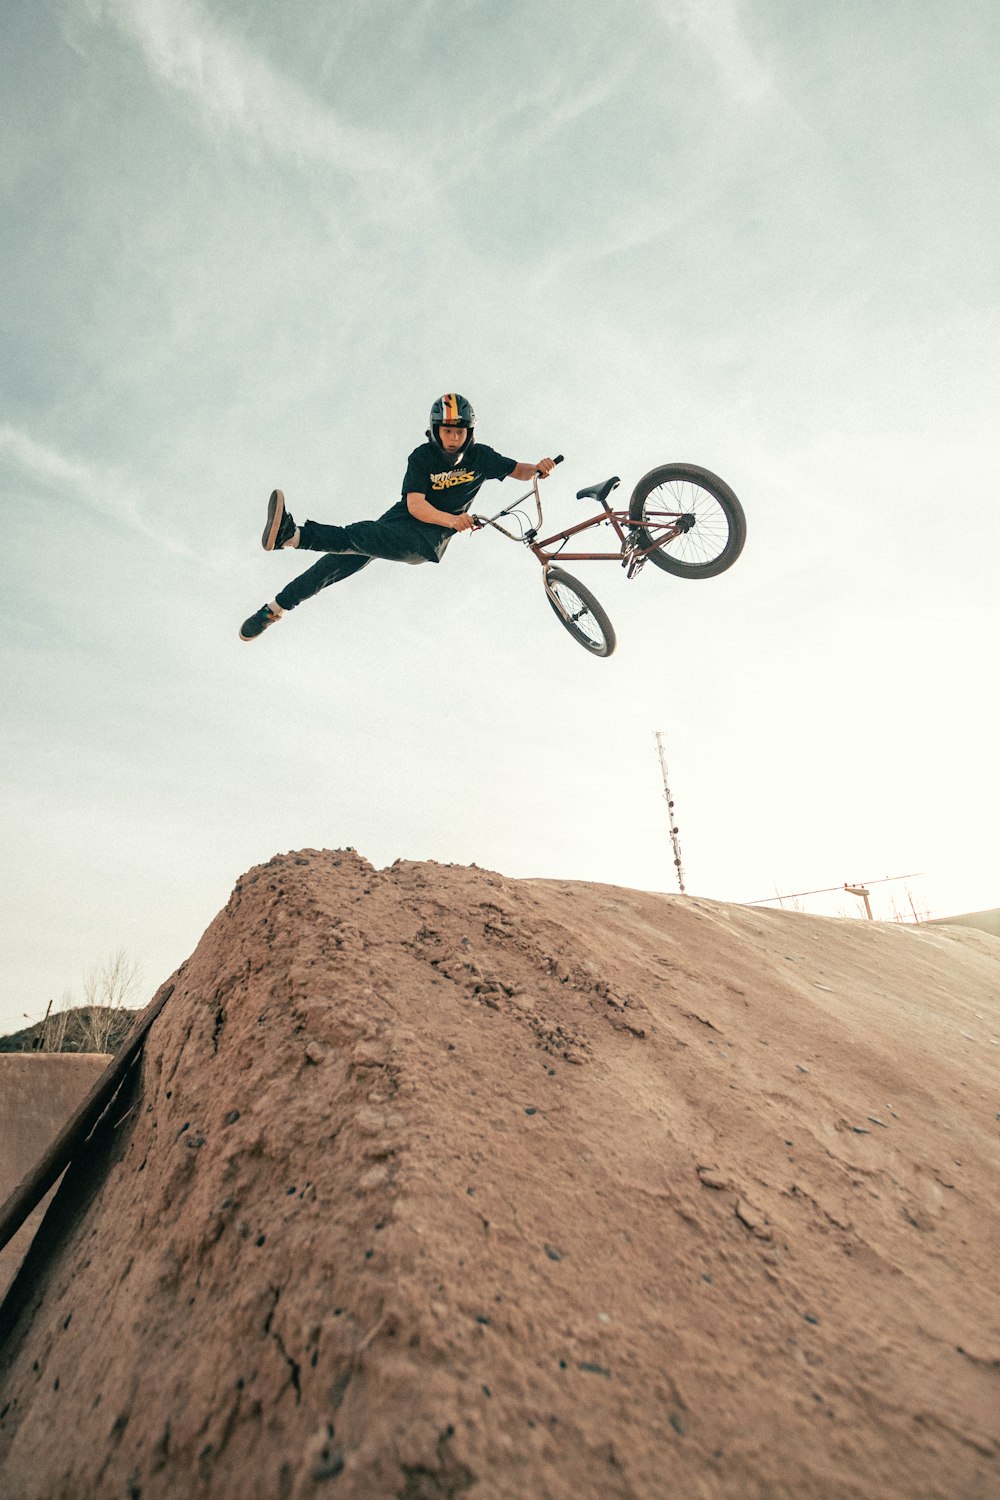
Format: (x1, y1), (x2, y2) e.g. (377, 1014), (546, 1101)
(628, 463), (746, 578)
(543, 567), (616, 657)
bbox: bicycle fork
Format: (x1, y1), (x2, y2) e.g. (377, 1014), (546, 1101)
(540, 565), (594, 629)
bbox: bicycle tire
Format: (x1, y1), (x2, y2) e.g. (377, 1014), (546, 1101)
(628, 463), (746, 578)
(543, 567), (616, 657)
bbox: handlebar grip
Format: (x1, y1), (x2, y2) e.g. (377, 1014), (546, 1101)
(554, 454), (564, 465)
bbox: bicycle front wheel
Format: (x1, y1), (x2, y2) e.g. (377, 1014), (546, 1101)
(628, 464), (746, 578)
(543, 567), (616, 657)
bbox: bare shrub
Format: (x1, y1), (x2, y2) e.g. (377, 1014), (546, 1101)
(19, 951), (143, 1053)
(79, 949), (142, 1051)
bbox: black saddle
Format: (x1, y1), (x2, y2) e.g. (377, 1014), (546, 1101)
(575, 476), (620, 505)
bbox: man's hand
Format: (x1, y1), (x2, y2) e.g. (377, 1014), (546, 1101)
(407, 492), (477, 530)
(510, 457), (557, 482)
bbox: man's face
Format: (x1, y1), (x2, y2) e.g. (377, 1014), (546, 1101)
(438, 423), (468, 453)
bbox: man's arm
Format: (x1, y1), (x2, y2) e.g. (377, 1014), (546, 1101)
(509, 458), (557, 482)
(406, 493), (477, 531)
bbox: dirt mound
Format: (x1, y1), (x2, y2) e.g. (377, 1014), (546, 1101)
(1, 849), (998, 1499)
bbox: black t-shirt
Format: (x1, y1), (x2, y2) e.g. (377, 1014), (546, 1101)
(379, 441), (518, 560)
(400, 441), (517, 514)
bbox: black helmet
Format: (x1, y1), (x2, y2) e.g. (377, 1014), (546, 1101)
(428, 392), (476, 460)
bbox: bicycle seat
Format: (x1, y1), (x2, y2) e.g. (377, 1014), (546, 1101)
(576, 476), (620, 505)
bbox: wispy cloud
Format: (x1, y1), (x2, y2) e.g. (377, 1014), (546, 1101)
(544, 47), (641, 129)
(1, 424), (191, 556)
(437, 36), (641, 192)
(92, 0), (428, 195)
(658, 0), (774, 105)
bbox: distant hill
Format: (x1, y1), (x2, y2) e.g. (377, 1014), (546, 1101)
(0, 1005), (139, 1055)
(927, 906), (1000, 940)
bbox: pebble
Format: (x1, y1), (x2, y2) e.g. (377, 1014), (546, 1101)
(697, 1169), (728, 1191)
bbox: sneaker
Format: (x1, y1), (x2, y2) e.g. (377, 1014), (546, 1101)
(239, 603), (283, 641)
(262, 489), (297, 551)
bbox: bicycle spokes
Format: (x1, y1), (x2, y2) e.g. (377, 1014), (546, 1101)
(638, 506), (729, 567)
(550, 581), (600, 638)
(544, 568), (616, 656)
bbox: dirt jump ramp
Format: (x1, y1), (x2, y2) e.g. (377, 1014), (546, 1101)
(0, 848), (997, 1499)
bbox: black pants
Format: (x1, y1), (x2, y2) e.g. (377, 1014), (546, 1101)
(275, 508), (447, 612)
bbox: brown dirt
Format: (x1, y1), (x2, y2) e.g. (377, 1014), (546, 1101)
(0, 848), (998, 1500)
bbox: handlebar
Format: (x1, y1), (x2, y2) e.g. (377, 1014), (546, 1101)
(470, 454), (563, 533)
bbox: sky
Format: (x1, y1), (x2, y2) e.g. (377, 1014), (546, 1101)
(3, 0), (998, 1034)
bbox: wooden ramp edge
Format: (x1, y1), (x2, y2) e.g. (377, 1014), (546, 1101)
(0, 980), (175, 1257)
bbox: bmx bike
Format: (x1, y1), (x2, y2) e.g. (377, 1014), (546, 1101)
(472, 457), (746, 657)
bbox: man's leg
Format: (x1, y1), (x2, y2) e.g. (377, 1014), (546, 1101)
(276, 515), (437, 611)
(274, 552), (371, 612)
(296, 516), (439, 564)
(240, 501), (440, 641)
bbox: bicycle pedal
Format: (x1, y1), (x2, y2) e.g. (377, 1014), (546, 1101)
(621, 535), (645, 577)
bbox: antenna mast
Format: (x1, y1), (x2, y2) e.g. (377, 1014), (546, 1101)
(654, 731), (687, 894)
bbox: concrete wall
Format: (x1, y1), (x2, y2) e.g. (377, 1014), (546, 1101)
(0, 1053), (110, 1300)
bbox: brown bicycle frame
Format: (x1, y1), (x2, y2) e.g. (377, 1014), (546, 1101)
(477, 474), (687, 568)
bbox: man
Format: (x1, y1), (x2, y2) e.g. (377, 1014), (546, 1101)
(240, 393), (556, 640)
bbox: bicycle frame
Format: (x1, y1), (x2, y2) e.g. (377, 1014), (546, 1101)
(470, 458), (744, 657)
(475, 474), (689, 569)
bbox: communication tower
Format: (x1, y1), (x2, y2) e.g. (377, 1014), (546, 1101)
(654, 731), (687, 894)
